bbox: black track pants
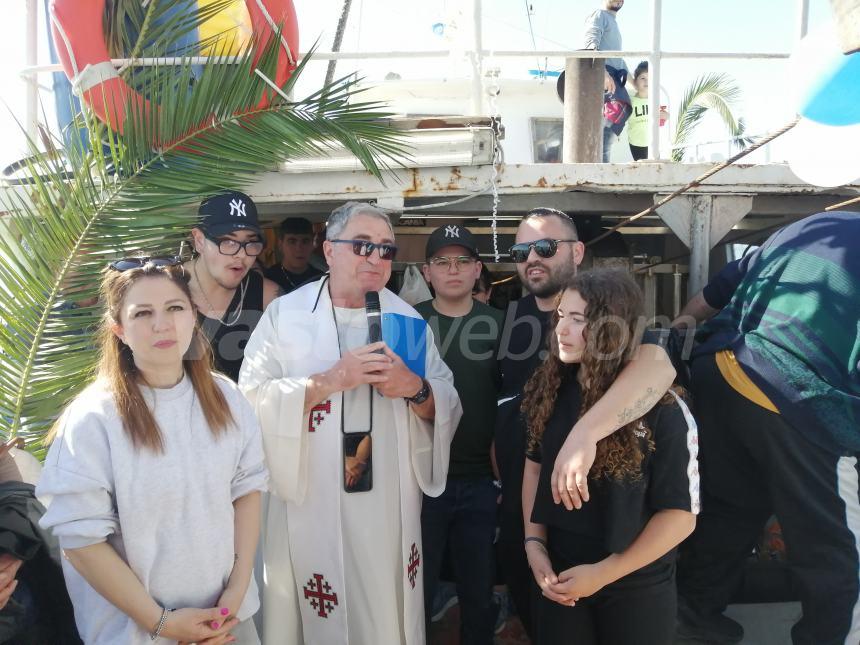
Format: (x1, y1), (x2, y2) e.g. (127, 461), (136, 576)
(677, 353), (860, 645)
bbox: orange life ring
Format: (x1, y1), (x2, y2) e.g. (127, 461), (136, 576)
(50, 0), (299, 137)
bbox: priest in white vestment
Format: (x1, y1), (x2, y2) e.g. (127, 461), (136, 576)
(239, 202), (462, 645)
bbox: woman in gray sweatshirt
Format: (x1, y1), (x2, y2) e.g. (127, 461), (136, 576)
(37, 257), (268, 644)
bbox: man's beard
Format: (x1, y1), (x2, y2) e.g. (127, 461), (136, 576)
(523, 261), (577, 299)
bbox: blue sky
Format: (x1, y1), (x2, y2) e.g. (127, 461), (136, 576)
(0, 0), (839, 166)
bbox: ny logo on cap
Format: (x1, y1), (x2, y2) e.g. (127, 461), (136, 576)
(229, 199), (247, 218)
(444, 225), (460, 238)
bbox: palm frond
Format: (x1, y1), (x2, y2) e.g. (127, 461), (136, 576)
(0, 26), (410, 455)
(671, 73), (747, 162)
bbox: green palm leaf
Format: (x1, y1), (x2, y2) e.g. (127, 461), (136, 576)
(671, 72), (750, 162)
(0, 21), (409, 456)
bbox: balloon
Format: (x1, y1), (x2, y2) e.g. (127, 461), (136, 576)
(787, 118), (860, 187)
(789, 24), (860, 126)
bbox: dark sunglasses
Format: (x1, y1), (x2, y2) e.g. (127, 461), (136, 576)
(508, 238), (578, 263)
(108, 256), (182, 271)
(204, 232), (265, 257)
(330, 239), (398, 261)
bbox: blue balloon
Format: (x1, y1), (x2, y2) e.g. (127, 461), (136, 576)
(798, 50), (860, 126)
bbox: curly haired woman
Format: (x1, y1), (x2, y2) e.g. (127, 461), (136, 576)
(521, 269), (699, 645)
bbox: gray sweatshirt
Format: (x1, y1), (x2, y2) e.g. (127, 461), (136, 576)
(583, 9), (629, 74)
(37, 374), (268, 644)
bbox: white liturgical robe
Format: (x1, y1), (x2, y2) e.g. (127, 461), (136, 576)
(239, 279), (462, 645)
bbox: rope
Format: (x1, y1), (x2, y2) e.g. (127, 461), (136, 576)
(254, 0), (296, 66)
(826, 194), (860, 211)
(587, 116), (802, 247)
(49, 6), (80, 79)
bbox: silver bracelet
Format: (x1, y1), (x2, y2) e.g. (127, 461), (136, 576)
(150, 607), (171, 641)
(524, 536), (547, 549)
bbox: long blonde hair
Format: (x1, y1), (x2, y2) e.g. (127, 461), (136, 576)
(47, 262), (234, 452)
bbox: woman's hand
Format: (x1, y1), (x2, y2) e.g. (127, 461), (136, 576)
(551, 431), (597, 510)
(161, 607), (237, 643)
(547, 562), (608, 605)
(525, 542), (569, 606)
(215, 584), (246, 624)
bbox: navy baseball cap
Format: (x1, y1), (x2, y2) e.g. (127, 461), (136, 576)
(197, 191), (263, 237)
(425, 225), (479, 259)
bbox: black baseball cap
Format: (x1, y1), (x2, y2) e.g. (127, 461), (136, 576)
(425, 225), (479, 259)
(279, 217), (314, 236)
(197, 191), (263, 237)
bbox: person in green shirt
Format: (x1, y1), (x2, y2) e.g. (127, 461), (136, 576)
(415, 225), (504, 645)
(627, 61), (669, 161)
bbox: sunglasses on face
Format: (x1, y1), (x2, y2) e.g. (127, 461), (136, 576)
(108, 256), (182, 271)
(329, 239), (398, 261)
(508, 238), (578, 263)
(204, 233), (265, 257)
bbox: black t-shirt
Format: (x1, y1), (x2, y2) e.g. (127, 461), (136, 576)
(198, 270), (265, 382)
(263, 264), (323, 294)
(495, 295), (551, 541)
(527, 374), (698, 585)
(415, 299), (503, 478)
(493, 292), (671, 545)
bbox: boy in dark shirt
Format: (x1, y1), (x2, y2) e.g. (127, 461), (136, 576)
(263, 217), (323, 293)
(415, 225), (503, 645)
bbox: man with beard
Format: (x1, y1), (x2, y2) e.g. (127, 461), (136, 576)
(186, 191), (281, 381)
(494, 207), (676, 637)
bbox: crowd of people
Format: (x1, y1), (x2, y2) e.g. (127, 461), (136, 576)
(2, 190), (857, 645)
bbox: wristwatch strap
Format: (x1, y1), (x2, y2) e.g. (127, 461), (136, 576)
(405, 378), (430, 404)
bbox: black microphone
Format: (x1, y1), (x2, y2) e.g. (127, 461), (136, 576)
(365, 291), (383, 350)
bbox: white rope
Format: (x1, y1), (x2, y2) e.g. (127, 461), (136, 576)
(253, 68), (291, 102)
(71, 61), (121, 96)
(49, 6), (80, 79)
(254, 0), (296, 66)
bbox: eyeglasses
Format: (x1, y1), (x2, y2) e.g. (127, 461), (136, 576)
(108, 256), (182, 271)
(204, 233), (265, 257)
(329, 239), (398, 261)
(508, 238), (578, 263)
(429, 256), (476, 270)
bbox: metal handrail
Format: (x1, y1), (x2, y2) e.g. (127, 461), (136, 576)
(18, 48), (793, 76)
(19, 0), (810, 160)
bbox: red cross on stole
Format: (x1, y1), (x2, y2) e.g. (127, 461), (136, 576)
(308, 400), (332, 433)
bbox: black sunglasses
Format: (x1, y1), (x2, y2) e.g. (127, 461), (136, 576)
(108, 256), (182, 271)
(203, 232), (265, 257)
(508, 238), (578, 263)
(330, 239), (398, 261)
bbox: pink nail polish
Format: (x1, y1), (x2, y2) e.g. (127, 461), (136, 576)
(220, 607), (230, 616)
(211, 621), (220, 630)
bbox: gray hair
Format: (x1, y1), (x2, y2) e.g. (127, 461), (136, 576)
(325, 202), (394, 240)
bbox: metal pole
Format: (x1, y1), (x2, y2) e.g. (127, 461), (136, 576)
(797, 0), (810, 40)
(24, 0), (38, 141)
(470, 0), (484, 115)
(688, 196), (712, 297)
(325, 0), (354, 87)
(562, 57), (604, 163)
(648, 0), (663, 160)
